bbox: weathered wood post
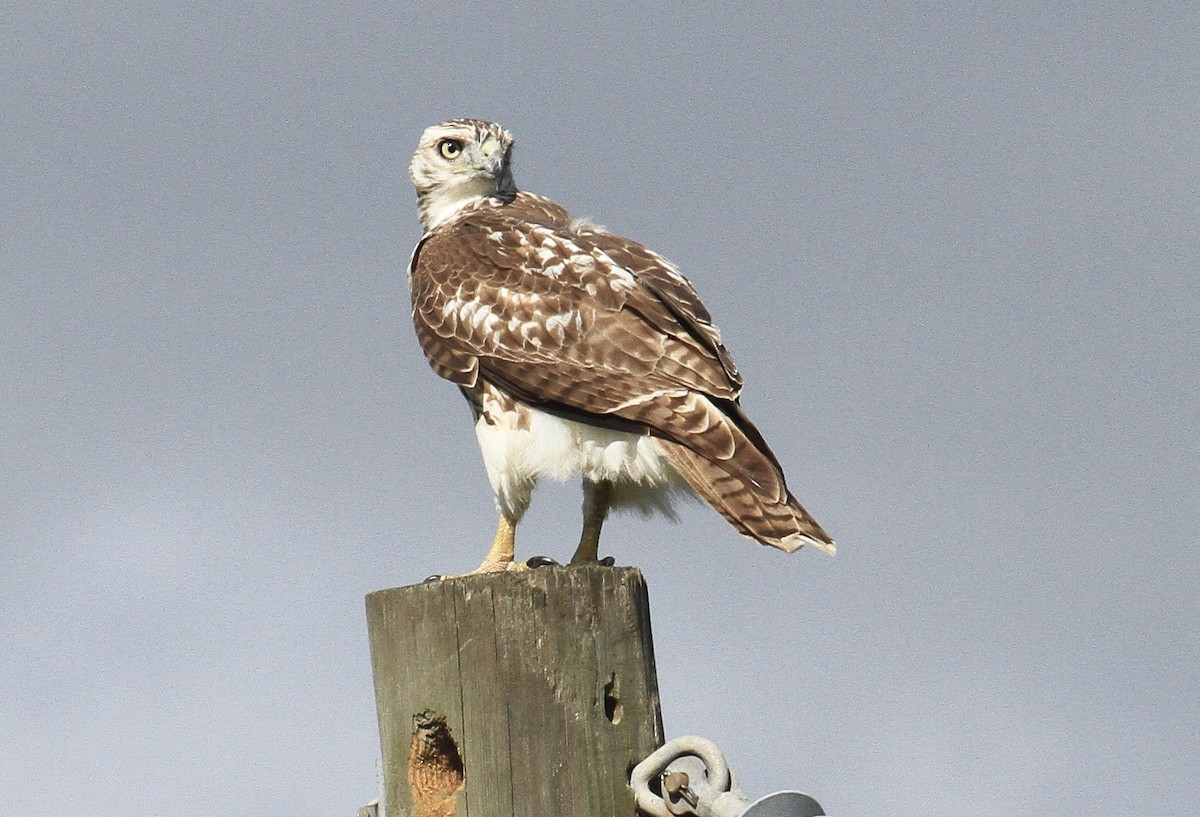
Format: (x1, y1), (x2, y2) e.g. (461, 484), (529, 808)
(366, 566), (664, 817)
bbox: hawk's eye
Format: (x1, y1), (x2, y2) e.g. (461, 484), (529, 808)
(438, 139), (464, 160)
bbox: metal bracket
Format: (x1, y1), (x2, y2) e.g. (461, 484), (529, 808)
(631, 736), (825, 817)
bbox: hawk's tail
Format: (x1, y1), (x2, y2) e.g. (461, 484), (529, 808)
(651, 396), (835, 554)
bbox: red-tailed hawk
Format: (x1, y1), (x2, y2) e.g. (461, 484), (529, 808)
(408, 119), (834, 572)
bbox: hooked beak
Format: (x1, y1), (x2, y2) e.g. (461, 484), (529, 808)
(492, 146), (517, 200)
(477, 138), (516, 201)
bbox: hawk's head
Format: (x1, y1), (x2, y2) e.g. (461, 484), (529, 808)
(410, 119), (516, 232)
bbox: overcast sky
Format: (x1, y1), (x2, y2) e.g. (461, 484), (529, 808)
(2, 3), (1197, 816)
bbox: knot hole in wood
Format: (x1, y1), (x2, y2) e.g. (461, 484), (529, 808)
(407, 709), (465, 817)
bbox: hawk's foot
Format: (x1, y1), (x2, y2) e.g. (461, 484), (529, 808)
(470, 558), (529, 575)
(423, 557), (529, 582)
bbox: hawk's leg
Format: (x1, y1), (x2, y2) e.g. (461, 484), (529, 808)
(472, 514), (521, 573)
(570, 478), (614, 565)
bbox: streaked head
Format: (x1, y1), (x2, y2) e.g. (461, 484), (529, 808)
(410, 119), (516, 231)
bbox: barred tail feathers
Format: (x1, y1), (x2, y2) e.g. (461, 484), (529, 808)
(648, 396), (835, 554)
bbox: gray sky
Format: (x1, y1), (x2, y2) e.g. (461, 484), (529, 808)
(3, 3), (1197, 816)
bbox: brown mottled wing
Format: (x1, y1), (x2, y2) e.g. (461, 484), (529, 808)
(573, 225), (743, 391)
(410, 209), (739, 403)
(409, 207), (834, 552)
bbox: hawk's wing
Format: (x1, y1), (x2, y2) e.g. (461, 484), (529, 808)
(572, 224), (743, 393)
(417, 207), (744, 398)
(409, 209), (740, 430)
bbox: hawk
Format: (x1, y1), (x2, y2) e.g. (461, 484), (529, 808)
(407, 119), (834, 572)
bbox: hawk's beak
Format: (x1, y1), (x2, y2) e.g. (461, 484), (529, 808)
(492, 145), (517, 201)
(467, 137), (516, 201)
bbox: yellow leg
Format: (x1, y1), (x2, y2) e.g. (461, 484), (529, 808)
(472, 515), (521, 574)
(570, 479), (613, 565)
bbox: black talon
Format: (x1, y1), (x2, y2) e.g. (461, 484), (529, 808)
(423, 574), (444, 583)
(526, 555), (560, 568)
(598, 556), (616, 567)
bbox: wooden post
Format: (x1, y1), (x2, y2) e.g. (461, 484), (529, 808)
(366, 566), (664, 817)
